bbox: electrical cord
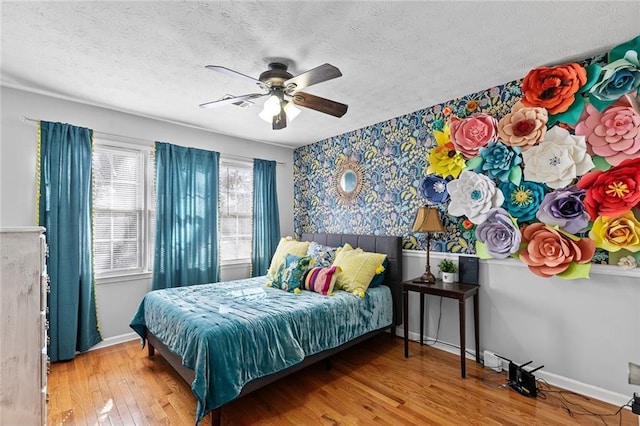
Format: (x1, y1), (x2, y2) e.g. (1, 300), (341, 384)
(536, 378), (633, 426)
(422, 297), (478, 359)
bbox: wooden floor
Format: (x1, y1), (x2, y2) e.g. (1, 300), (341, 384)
(47, 335), (637, 426)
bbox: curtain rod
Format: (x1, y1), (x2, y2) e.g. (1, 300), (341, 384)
(21, 115), (286, 165)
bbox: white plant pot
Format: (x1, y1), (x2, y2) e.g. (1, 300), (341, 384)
(441, 272), (455, 283)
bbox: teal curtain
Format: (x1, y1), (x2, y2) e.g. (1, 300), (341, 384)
(38, 121), (102, 362)
(153, 142), (220, 290)
(251, 159), (281, 277)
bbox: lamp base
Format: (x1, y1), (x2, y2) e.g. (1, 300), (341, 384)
(412, 271), (436, 284)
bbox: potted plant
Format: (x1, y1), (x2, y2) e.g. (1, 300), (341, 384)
(438, 258), (457, 283)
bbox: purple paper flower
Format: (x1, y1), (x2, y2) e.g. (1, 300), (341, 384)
(475, 208), (521, 259)
(420, 175), (450, 204)
(536, 186), (590, 234)
(473, 141), (522, 183)
(499, 181), (547, 224)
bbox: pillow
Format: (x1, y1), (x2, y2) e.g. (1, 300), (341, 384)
(267, 237), (310, 277)
(368, 257), (389, 288)
(306, 241), (338, 267)
(268, 254), (313, 292)
(332, 244), (387, 297)
(303, 265), (341, 295)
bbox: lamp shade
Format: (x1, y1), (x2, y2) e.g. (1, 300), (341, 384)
(412, 206), (444, 233)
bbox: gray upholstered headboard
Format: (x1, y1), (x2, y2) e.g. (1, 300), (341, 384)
(300, 233), (403, 326)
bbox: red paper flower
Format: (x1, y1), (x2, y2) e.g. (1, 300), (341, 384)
(576, 158), (640, 219)
(521, 63), (587, 114)
(519, 223), (595, 278)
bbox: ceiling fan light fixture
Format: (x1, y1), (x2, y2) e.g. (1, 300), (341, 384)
(263, 95), (281, 116)
(283, 101), (301, 121)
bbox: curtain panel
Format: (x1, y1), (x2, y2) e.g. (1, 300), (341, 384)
(153, 142), (220, 290)
(251, 159), (280, 277)
(37, 120), (102, 362)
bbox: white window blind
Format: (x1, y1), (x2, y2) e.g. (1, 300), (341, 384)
(219, 160), (253, 263)
(93, 143), (154, 276)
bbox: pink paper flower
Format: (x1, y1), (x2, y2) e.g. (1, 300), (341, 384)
(450, 113), (499, 159)
(575, 98), (640, 166)
(498, 101), (548, 151)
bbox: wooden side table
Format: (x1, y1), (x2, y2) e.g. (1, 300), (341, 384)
(403, 279), (480, 378)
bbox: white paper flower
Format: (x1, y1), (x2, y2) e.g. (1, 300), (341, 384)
(447, 170), (505, 224)
(522, 126), (594, 189)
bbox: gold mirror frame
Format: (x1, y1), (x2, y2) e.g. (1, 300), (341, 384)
(334, 159), (363, 203)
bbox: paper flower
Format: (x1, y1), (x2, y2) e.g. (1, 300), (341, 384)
(589, 54), (640, 109)
(574, 99), (640, 167)
(447, 170), (505, 224)
(536, 186), (590, 234)
(521, 63), (587, 115)
(468, 141), (522, 184)
(427, 124), (466, 179)
(589, 210), (640, 252)
(449, 113), (499, 159)
(420, 175), (450, 204)
(522, 126), (594, 189)
(475, 208), (521, 259)
(618, 254), (638, 269)
(576, 157), (640, 219)
(519, 223), (596, 279)
(499, 181), (547, 223)
(498, 101), (548, 151)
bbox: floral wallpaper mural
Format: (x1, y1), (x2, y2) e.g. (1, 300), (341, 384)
(294, 35), (640, 279)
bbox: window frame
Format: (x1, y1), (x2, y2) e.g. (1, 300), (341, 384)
(92, 138), (154, 283)
(218, 157), (253, 266)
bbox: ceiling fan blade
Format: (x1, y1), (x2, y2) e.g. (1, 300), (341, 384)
(205, 65), (267, 89)
(284, 63), (342, 92)
(272, 109), (287, 130)
(292, 92), (348, 118)
(199, 93), (266, 109)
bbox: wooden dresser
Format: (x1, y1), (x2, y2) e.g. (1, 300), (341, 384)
(0, 227), (48, 425)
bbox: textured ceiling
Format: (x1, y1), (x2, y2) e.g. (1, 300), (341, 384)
(2, 1), (639, 148)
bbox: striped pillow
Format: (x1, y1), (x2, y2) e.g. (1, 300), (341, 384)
(303, 266), (341, 295)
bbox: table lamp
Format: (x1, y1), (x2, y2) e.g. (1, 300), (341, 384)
(412, 206), (444, 283)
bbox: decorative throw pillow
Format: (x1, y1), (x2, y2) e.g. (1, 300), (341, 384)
(303, 265), (341, 295)
(306, 241), (339, 267)
(267, 237), (310, 278)
(332, 245), (387, 297)
(368, 257), (389, 288)
(268, 254), (312, 292)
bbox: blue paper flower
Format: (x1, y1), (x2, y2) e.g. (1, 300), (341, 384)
(468, 141), (523, 184)
(420, 175), (450, 204)
(499, 180), (547, 223)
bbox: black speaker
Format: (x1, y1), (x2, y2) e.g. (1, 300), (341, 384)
(459, 256), (479, 285)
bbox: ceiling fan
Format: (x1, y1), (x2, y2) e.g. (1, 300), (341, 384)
(199, 62), (348, 130)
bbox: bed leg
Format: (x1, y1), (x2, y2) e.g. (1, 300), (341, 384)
(148, 343), (155, 357)
(391, 324), (396, 339)
(211, 408), (221, 426)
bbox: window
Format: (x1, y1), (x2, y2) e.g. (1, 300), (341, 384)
(219, 160), (253, 263)
(92, 141), (154, 277)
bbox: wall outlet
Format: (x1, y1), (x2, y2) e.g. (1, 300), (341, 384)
(483, 350), (502, 372)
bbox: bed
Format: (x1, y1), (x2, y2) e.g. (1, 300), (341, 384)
(130, 233), (402, 425)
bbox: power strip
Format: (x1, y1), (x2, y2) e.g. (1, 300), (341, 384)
(483, 350), (502, 372)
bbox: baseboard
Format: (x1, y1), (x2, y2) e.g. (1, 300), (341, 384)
(90, 332), (139, 351)
(395, 326), (632, 408)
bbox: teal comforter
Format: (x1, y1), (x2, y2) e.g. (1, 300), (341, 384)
(129, 276), (393, 424)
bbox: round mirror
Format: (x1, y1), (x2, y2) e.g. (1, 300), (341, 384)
(334, 159), (363, 203)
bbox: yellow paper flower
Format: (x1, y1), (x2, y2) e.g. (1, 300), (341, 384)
(427, 124), (466, 178)
(589, 210), (640, 252)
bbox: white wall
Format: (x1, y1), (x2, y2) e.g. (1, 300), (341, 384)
(402, 250), (640, 405)
(1, 86), (294, 342)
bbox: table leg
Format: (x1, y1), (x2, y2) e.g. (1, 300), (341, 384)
(403, 289), (409, 358)
(474, 293), (480, 363)
(459, 298), (466, 378)
(420, 292), (425, 346)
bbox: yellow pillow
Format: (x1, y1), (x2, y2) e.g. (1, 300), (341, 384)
(332, 244), (387, 297)
(267, 237), (310, 277)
